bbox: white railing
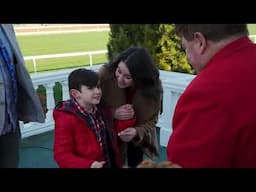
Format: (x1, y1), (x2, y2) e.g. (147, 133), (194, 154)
(20, 65), (102, 139)
(23, 50), (108, 73)
(157, 71), (195, 146)
(20, 65), (196, 147)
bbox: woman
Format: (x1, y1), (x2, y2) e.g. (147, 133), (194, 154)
(99, 47), (163, 167)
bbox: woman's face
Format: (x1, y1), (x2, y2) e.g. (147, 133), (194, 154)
(115, 61), (133, 88)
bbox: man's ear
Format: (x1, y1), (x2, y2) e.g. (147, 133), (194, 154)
(70, 89), (80, 99)
(194, 32), (207, 54)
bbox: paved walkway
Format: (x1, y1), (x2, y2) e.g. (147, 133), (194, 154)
(19, 131), (57, 168)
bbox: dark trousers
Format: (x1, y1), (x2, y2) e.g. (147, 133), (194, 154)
(127, 142), (144, 168)
(0, 128), (21, 168)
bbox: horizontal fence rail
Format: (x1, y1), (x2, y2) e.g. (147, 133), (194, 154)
(23, 50), (108, 73)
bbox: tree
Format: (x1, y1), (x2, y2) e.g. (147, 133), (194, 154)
(157, 24), (194, 73)
(107, 24), (194, 74)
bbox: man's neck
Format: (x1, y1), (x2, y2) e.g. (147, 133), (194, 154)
(204, 34), (247, 67)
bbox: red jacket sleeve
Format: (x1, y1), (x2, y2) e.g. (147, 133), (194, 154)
(115, 116), (136, 133)
(167, 86), (234, 168)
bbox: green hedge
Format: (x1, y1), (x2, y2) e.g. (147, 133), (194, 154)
(107, 24), (194, 74)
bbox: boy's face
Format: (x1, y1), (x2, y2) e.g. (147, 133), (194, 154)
(71, 83), (102, 108)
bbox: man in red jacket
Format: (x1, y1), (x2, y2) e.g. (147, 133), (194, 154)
(167, 24), (256, 168)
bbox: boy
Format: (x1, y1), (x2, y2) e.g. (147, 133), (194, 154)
(53, 68), (121, 168)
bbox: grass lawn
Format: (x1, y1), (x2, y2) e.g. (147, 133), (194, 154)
(16, 31), (109, 73)
(17, 25), (256, 73)
(25, 54), (107, 73)
(17, 31), (110, 56)
(248, 24), (256, 35)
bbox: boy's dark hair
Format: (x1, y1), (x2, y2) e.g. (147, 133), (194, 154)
(175, 24), (248, 42)
(68, 68), (99, 91)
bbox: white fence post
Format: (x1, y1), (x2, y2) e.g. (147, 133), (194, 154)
(32, 58), (37, 73)
(89, 53), (93, 67)
(61, 80), (69, 100)
(45, 82), (56, 123)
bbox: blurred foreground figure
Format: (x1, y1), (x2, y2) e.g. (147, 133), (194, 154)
(136, 159), (181, 168)
(0, 24), (45, 168)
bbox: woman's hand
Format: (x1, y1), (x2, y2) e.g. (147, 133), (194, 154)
(90, 161), (105, 168)
(118, 127), (137, 142)
(114, 104), (134, 120)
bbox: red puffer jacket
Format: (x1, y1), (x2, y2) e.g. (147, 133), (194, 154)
(53, 100), (121, 168)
